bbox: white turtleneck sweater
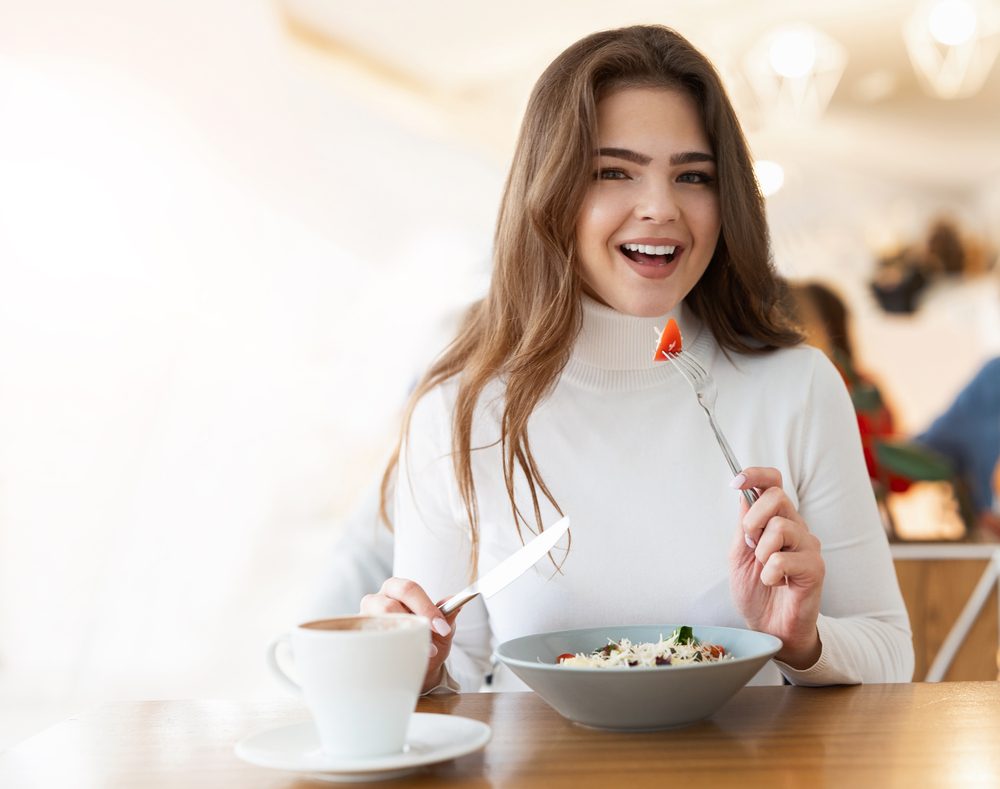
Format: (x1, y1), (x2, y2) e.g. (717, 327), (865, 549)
(394, 297), (914, 690)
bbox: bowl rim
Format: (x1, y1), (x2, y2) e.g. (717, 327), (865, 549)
(494, 623), (783, 673)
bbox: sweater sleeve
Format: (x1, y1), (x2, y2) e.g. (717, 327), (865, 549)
(392, 384), (494, 692)
(778, 351), (914, 685)
(299, 476), (395, 621)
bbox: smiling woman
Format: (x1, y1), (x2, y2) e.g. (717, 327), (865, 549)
(357, 24), (914, 695)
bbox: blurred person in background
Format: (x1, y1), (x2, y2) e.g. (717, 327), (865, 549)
(870, 215), (997, 315)
(790, 280), (987, 539)
(788, 282), (909, 497)
(916, 357), (1000, 539)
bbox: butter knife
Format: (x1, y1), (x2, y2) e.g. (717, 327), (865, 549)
(438, 516), (570, 616)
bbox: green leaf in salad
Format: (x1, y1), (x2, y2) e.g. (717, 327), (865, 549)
(673, 626), (697, 645)
(597, 642), (619, 657)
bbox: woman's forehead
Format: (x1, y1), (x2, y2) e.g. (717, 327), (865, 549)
(594, 87), (711, 151)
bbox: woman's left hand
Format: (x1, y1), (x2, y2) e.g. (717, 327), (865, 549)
(729, 466), (825, 669)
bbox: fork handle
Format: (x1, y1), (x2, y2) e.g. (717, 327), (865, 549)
(705, 412), (759, 508)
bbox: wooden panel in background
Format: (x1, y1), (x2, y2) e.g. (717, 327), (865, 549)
(894, 558), (999, 681)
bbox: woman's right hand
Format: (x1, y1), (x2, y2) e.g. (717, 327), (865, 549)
(360, 577), (457, 693)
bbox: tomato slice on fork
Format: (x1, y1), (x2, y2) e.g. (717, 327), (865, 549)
(653, 318), (682, 362)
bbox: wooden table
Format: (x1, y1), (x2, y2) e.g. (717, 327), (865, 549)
(3, 683), (999, 787)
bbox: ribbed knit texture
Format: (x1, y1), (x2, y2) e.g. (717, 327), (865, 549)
(564, 296), (715, 391)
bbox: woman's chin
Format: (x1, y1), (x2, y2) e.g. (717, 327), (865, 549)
(580, 280), (683, 318)
(609, 294), (681, 318)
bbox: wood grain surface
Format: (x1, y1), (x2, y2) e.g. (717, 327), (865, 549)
(2, 683), (999, 787)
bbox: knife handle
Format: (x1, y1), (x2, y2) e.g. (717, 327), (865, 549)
(438, 588), (479, 617)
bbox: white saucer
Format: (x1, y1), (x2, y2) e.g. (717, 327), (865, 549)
(234, 713), (491, 782)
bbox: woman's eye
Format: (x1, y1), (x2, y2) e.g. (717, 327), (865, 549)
(677, 171), (715, 185)
(595, 168), (628, 180)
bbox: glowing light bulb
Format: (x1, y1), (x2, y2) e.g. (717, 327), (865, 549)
(768, 27), (818, 78)
(754, 160), (785, 197)
(928, 0), (978, 46)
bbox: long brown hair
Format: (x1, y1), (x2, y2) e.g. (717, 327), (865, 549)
(381, 25), (801, 575)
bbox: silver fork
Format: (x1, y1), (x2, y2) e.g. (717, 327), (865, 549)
(662, 349), (759, 508)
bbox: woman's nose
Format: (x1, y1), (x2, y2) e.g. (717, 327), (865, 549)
(634, 183), (680, 223)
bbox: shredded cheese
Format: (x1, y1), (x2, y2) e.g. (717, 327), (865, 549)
(557, 629), (729, 668)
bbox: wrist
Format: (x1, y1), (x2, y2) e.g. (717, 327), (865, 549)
(775, 629), (822, 670)
(421, 662), (446, 694)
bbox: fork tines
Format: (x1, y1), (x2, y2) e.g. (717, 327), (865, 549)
(663, 350), (703, 382)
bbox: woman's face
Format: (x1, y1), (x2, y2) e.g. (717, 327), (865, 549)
(575, 86), (722, 317)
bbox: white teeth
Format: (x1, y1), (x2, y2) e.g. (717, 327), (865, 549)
(622, 243), (677, 255)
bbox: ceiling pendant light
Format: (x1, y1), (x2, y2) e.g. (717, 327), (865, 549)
(904, 0), (1000, 98)
(743, 24), (846, 120)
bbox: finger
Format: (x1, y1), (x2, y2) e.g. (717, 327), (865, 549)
(759, 549), (826, 588)
(434, 598), (463, 628)
(428, 599), (463, 663)
(359, 594), (409, 616)
(754, 516), (818, 565)
(731, 516), (757, 561)
(380, 577), (453, 639)
(731, 466), (782, 493)
(359, 594), (441, 658)
(740, 487), (784, 546)
(741, 487), (806, 546)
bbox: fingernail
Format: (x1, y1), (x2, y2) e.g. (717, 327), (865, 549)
(429, 643), (439, 657)
(432, 617), (451, 637)
(730, 473), (747, 489)
(745, 533), (757, 549)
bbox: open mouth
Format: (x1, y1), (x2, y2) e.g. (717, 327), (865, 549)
(619, 243), (680, 266)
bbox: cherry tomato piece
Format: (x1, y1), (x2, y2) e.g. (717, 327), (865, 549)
(653, 318), (683, 362)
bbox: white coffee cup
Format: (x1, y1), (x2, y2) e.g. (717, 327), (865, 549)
(267, 614), (431, 759)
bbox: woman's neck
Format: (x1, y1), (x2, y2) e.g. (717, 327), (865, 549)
(573, 295), (707, 371)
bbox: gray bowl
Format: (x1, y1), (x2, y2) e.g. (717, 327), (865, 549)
(494, 624), (782, 730)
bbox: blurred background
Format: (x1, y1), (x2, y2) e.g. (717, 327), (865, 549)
(1, 0), (999, 747)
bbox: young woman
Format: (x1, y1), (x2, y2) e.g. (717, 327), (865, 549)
(360, 25), (913, 692)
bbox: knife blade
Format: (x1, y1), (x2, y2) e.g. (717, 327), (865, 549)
(438, 516), (570, 616)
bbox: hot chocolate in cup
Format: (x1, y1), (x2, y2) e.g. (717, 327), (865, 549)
(268, 614), (431, 759)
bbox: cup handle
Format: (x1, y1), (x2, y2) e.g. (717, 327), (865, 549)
(266, 633), (301, 695)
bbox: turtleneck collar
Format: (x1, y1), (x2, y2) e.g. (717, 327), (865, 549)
(563, 295), (716, 390)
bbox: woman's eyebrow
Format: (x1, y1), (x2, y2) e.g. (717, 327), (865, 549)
(670, 151), (715, 165)
(597, 148), (716, 166)
(597, 147), (651, 165)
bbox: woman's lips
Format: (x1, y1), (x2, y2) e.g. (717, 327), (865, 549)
(622, 247), (677, 265)
(617, 246), (683, 279)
